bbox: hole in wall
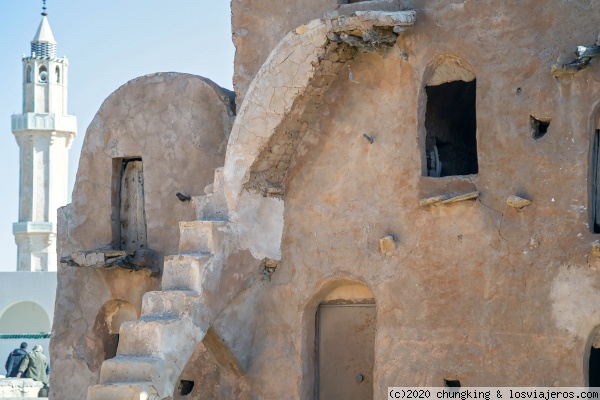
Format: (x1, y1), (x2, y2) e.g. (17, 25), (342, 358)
(103, 334), (119, 361)
(178, 380), (195, 396)
(593, 130), (600, 234)
(591, 347), (600, 387)
(425, 80), (478, 177)
(444, 379), (462, 387)
(531, 116), (551, 140)
(93, 300), (138, 361)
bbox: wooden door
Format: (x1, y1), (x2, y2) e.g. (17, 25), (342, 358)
(318, 304), (376, 400)
(594, 130), (600, 233)
(120, 159), (147, 250)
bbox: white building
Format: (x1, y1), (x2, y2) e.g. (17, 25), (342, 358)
(0, 10), (74, 374)
(12, 12), (76, 272)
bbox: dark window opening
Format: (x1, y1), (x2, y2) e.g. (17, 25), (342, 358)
(38, 65), (48, 83)
(425, 80), (478, 177)
(178, 380), (194, 396)
(531, 116), (551, 140)
(444, 379), (462, 388)
(590, 346), (600, 387)
(103, 333), (119, 361)
(593, 131), (600, 234)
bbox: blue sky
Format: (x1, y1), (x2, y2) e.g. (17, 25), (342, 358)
(0, 1), (235, 271)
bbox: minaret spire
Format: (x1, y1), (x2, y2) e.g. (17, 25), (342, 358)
(10, 7), (77, 271)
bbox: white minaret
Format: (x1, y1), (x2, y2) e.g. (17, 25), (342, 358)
(11, 10), (76, 271)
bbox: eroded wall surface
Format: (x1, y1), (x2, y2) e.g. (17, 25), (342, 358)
(50, 73), (234, 400)
(53, 0), (600, 398)
(231, 0), (338, 107)
(214, 0), (600, 397)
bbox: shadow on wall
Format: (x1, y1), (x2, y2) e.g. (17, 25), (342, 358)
(93, 300), (138, 361)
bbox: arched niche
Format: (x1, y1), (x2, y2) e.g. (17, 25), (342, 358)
(26, 65), (32, 83)
(300, 279), (376, 399)
(421, 55), (478, 177)
(93, 299), (138, 361)
(0, 301), (51, 334)
(38, 65), (48, 84)
(55, 66), (60, 83)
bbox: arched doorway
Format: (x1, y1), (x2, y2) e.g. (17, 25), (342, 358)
(93, 300), (138, 361)
(0, 301), (51, 334)
(315, 282), (376, 399)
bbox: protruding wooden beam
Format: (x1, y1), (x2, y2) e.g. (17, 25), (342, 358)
(577, 45), (600, 58)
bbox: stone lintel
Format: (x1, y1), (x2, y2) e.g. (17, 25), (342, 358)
(326, 11), (416, 48)
(419, 191), (479, 207)
(60, 249), (160, 275)
(331, 10), (416, 32)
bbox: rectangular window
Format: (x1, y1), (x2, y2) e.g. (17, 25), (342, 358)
(112, 157), (147, 250)
(425, 80), (478, 177)
(593, 131), (600, 233)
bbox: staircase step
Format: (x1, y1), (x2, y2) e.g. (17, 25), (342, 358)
(178, 220), (228, 254)
(162, 253), (212, 292)
(191, 193), (228, 221)
(99, 356), (162, 383)
(141, 290), (208, 324)
(117, 316), (184, 357)
(87, 381), (154, 400)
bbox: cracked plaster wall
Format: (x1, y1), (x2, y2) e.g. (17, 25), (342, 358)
(50, 73), (234, 400)
(49, 0), (600, 397)
(216, 1), (600, 397)
(231, 0), (339, 109)
(230, 0), (415, 108)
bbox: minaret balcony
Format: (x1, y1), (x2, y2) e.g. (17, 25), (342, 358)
(13, 221), (55, 235)
(11, 113), (77, 134)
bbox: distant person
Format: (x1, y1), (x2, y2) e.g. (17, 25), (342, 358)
(16, 345), (48, 385)
(4, 342), (28, 378)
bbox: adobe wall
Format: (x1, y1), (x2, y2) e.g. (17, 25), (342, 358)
(50, 73), (234, 400)
(231, 0), (426, 107)
(215, 0), (600, 397)
(231, 0), (338, 107)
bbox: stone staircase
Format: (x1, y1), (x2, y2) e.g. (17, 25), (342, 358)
(87, 168), (237, 400)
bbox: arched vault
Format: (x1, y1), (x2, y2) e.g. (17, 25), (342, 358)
(223, 10), (416, 260)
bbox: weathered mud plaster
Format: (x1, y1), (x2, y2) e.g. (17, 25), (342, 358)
(55, 0), (600, 398)
(231, 0), (411, 107)
(217, 0), (600, 396)
(50, 73), (234, 400)
(224, 11), (416, 260)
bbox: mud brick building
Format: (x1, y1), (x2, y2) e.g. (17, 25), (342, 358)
(50, 1), (600, 399)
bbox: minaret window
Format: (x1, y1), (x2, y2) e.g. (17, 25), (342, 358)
(55, 66), (60, 83)
(38, 65), (48, 83)
(26, 65), (32, 83)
